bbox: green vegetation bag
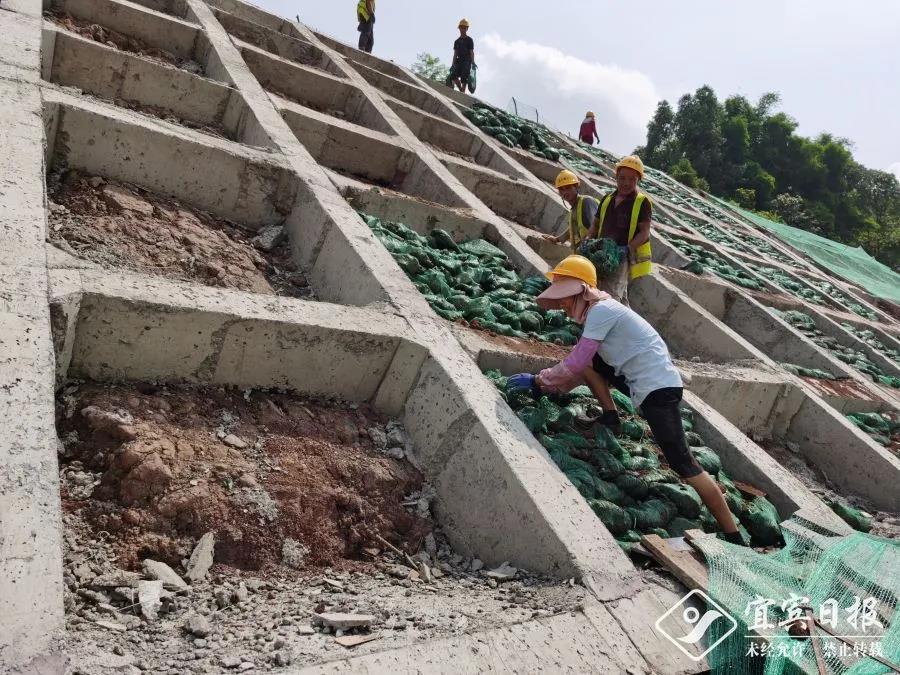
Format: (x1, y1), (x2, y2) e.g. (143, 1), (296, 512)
(691, 446), (722, 476)
(827, 499), (872, 533)
(594, 477), (627, 505)
(612, 389), (635, 414)
(684, 431), (705, 447)
(626, 499), (677, 532)
(622, 420), (645, 441)
(650, 483), (702, 519)
(740, 497), (783, 546)
(667, 516), (702, 538)
(592, 451), (625, 480)
(615, 473), (649, 500)
(588, 499), (632, 536)
(517, 406), (548, 433)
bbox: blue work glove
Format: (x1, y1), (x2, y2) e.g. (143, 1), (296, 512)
(507, 373), (540, 397)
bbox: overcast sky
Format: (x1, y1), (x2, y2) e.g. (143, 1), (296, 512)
(265, 1), (900, 180)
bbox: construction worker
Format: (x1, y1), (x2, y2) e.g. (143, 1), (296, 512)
(507, 256), (746, 545)
(578, 111), (600, 145)
(544, 170), (599, 252)
(356, 0), (375, 53)
(449, 19), (475, 93)
(593, 155), (653, 305)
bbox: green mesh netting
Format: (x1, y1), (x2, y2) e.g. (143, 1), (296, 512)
(713, 199), (900, 304)
(694, 517), (899, 675)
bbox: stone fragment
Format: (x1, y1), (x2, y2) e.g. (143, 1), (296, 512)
(184, 612), (212, 637)
(470, 559), (483, 572)
(231, 582), (249, 604)
(367, 427), (387, 450)
(94, 619), (127, 632)
(281, 538), (308, 569)
(251, 223), (287, 252)
(312, 613), (375, 630)
(222, 434), (247, 449)
(102, 185), (154, 215)
(185, 532), (215, 584)
(142, 559), (188, 592)
(483, 562), (517, 581)
(137, 580), (163, 621)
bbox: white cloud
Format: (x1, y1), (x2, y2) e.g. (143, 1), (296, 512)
(888, 162), (900, 182)
(475, 33), (661, 155)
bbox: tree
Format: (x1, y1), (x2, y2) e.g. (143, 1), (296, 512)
(411, 53), (449, 82)
(670, 158), (709, 192)
(641, 101), (678, 169)
(674, 86), (725, 191)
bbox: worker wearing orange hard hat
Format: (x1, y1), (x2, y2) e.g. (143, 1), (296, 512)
(505, 254), (747, 546)
(449, 19), (475, 93)
(578, 111), (600, 145)
(545, 169), (599, 252)
(591, 154), (653, 305)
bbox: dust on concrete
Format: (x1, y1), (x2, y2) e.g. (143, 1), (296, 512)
(47, 170), (312, 298)
(45, 11), (206, 75)
(761, 443), (900, 540)
(58, 380), (586, 673)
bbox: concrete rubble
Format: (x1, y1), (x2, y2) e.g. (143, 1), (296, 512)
(0, 0), (897, 671)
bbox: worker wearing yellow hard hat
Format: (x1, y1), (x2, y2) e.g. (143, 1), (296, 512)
(449, 19), (475, 93)
(578, 111), (600, 145)
(590, 154), (653, 305)
(506, 252), (747, 546)
(544, 169), (600, 253)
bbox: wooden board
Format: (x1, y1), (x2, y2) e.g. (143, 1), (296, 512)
(733, 480), (767, 499)
(640, 534), (709, 590)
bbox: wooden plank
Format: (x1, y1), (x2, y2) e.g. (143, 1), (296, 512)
(640, 534), (709, 590)
(733, 480), (767, 499)
(334, 633), (381, 648)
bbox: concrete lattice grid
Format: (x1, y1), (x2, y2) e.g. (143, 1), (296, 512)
(1, 0), (898, 670)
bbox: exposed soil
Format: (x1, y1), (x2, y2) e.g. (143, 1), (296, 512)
(45, 11), (205, 75)
(266, 88), (347, 122)
(57, 380), (428, 571)
(58, 380), (586, 673)
(48, 170), (311, 298)
(798, 376), (883, 403)
(111, 96), (231, 140)
(462, 325), (570, 361)
(760, 443), (900, 541)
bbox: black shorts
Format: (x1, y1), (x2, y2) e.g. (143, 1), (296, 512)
(450, 60), (472, 83)
(591, 356), (702, 478)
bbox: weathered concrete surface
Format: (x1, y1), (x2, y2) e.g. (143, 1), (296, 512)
(42, 88), (298, 227)
(0, 18), (66, 670)
(296, 601), (656, 674)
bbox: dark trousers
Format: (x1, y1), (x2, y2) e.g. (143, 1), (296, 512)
(357, 18), (374, 53)
(592, 355), (702, 478)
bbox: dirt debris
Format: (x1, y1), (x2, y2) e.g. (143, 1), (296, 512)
(47, 170), (311, 298)
(761, 443), (900, 540)
(45, 11), (205, 74)
(59, 380), (585, 673)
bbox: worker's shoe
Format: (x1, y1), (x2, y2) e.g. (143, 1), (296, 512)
(596, 410), (622, 435)
(717, 530), (748, 547)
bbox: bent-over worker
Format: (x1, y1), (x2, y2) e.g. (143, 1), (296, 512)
(593, 155), (653, 305)
(544, 170), (599, 252)
(579, 111), (600, 145)
(449, 19), (475, 93)
(507, 255), (745, 545)
(356, 0), (375, 53)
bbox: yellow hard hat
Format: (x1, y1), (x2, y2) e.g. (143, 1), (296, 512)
(615, 154), (645, 179)
(554, 169), (579, 190)
(545, 255), (598, 288)
(458, 18), (470, 28)
(586, 111), (595, 118)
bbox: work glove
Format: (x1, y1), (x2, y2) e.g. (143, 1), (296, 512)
(716, 530), (749, 547)
(507, 373), (540, 398)
(596, 409), (622, 435)
(618, 245), (631, 263)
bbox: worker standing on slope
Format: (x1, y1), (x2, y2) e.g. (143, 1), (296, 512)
(578, 111), (600, 145)
(449, 19), (475, 93)
(544, 170), (599, 252)
(593, 155), (653, 305)
(356, 0), (375, 53)
(507, 256), (746, 545)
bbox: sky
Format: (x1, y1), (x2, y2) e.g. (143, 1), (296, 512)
(266, 1), (900, 180)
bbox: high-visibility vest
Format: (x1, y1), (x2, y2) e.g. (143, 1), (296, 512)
(598, 191), (653, 279)
(357, 0), (373, 20)
(567, 195), (600, 253)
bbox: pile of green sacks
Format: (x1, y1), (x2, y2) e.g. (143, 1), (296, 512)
(579, 238), (622, 278)
(462, 103), (564, 161)
(847, 411), (900, 451)
(669, 238), (765, 290)
(694, 222), (753, 255)
(361, 213), (582, 344)
(484, 369), (785, 549)
(806, 279), (877, 320)
(773, 309), (900, 387)
(779, 362), (839, 381)
(575, 141), (619, 166)
(753, 266), (828, 305)
(724, 228), (797, 266)
(841, 323), (900, 364)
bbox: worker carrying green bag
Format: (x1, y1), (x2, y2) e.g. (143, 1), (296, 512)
(506, 255), (746, 545)
(544, 170), (599, 253)
(592, 155), (654, 306)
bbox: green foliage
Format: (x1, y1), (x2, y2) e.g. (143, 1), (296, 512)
(637, 87), (900, 270)
(411, 53), (450, 82)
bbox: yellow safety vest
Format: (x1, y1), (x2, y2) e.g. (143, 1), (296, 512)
(597, 191), (653, 280)
(357, 0), (373, 20)
(567, 195), (600, 253)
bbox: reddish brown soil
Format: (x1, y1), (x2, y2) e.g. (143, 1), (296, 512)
(45, 11), (203, 74)
(462, 324), (569, 361)
(48, 171), (310, 297)
(57, 381), (430, 572)
(799, 376), (881, 403)
(112, 97), (230, 140)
